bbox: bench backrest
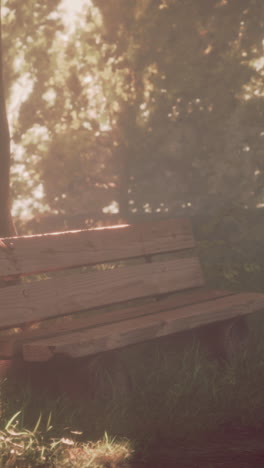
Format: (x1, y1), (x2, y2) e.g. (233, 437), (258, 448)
(0, 218), (204, 331)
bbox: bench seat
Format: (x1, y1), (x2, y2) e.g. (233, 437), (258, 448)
(0, 218), (264, 362)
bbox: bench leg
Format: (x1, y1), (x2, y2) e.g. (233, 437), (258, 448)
(200, 316), (249, 361)
(0, 353), (132, 402)
(82, 350), (132, 400)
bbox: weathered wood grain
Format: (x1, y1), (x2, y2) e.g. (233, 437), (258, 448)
(23, 292), (264, 361)
(0, 257), (204, 330)
(0, 218), (194, 277)
(0, 289), (234, 358)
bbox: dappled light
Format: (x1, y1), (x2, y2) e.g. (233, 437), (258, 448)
(0, 0), (262, 221)
(1, 1), (264, 467)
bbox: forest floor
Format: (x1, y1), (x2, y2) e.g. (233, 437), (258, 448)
(1, 311), (264, 467)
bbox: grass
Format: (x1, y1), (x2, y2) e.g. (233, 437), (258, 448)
(0, 410), (132, 467)
(2, 312), (264, 466)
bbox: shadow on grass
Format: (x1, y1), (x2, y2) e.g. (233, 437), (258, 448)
(1, 311), (264, 467)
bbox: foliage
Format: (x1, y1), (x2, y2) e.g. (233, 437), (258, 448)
(2, 0), (64, 217)
(1, 0), (263, 221)
(94, 0), (264, 214)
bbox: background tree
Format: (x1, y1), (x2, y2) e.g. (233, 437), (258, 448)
(95, 0), (264, 216)
(1, 0), (64, 217)
(2, 0), (264, 227)
(0, 0), (15, 236)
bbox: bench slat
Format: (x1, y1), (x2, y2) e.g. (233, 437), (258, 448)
(22, 292), (264, 361)
(0, 257), (204, 330)
(0, 218), (194, 277)
(0, 289), (234, 358)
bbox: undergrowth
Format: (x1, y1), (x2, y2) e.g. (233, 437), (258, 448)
(0, 410), (131, 468)
(2, 311), (264, 466)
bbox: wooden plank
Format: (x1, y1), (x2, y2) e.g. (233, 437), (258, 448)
(0, 218), (194, 277)
(0, 257), (204, 330)
(22, 292), (264, 361)
(0, 289), (234, 358)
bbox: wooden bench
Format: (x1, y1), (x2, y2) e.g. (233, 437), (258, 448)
(0, 218), (264, 363)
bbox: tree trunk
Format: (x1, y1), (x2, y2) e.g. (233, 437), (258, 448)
(117, 144), (130, 220)
(0, 2), (15, 238)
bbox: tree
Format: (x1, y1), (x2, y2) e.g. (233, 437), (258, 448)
(0, 0), (15, 236)
(12, 4), (121, 218)
(3, 0), (264, 224)
(95, 0), (264, 215)
(1, 0), (64, 217)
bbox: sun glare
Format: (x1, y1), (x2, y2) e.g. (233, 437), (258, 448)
(62, 0), (89, 25)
